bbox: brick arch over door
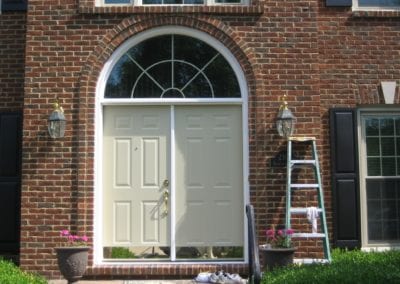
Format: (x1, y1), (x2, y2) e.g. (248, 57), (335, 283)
(75, 15), (260, 274)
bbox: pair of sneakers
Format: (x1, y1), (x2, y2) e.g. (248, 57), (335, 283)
(208, 270), (242, 284)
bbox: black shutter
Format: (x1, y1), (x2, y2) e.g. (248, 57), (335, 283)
(0, 113), (22, 254)
(2, 0), (27, 11)
(330, 109), (360, 249)
(326, 0), (352, 7)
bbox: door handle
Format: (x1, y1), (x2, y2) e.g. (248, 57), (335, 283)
(163, 190), (169, 216)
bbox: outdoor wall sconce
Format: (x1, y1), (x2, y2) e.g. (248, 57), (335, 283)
(276, 94), (295, 139)
(48, 100), (66, 139)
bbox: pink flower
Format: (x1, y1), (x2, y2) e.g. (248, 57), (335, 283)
(264, 227), (294, 248)
(60, 228), (88, 247)
(286, 228), (294, 235)
(266, 229), (275, 237)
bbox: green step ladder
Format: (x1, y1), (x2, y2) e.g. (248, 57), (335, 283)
(285, 136), (331, 264)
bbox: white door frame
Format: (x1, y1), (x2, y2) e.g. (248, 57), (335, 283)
(94, 26), (249, 265)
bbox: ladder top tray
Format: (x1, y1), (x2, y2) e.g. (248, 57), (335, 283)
(289, 136), (316, 142)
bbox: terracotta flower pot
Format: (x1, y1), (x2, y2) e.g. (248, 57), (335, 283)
(55, 247), (89, 284)
(259, 246), (296, 271)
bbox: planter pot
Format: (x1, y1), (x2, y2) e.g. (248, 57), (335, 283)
(259, 246), (296, 271)
(55, 247), (89, 284)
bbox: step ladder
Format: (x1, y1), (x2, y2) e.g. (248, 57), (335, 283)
(285, 136), (331, 264)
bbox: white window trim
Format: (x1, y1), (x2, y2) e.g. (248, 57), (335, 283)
(96, 0), (249, 7)
(94, 26), (250, 266)
(352, 0), (400, 11)
(358, 107), (400, 250)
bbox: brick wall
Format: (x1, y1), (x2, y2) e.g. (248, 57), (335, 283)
(0, 11), (26, 111)
(13, 0), (400, 280)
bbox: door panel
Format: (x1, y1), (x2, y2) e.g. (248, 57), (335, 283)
(103, 106), (169, 248)
(175, 105), (243, 248)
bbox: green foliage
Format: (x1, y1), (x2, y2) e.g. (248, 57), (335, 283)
(262, 249), (400, 284)
(224, 246), (243, 258)
(111, 247), (136, 259)
(0, 259), (46, 284)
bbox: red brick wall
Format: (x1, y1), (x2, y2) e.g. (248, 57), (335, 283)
(0, 11), (26, 111)
(318, 3), (400, 250)
(15, 0), (400, 280)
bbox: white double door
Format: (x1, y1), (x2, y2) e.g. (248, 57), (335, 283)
(103, 105), (244, 256)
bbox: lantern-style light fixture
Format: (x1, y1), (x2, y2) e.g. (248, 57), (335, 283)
(276, 94), (295, 139)
(48, 100), (66, 139)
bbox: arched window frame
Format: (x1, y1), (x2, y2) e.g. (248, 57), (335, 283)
(94, 26), (249, 265)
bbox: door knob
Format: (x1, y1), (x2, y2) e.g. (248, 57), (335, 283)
(163, 179), (169, 187)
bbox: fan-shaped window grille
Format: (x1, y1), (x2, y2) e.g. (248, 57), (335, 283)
(105, 35), (241, 99)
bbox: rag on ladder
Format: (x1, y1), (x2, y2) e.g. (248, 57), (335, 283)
(306, 207), (319, 234)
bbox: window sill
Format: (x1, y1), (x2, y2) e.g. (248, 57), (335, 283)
(352, 9), (400, 18)
(78, 4), (263, 15)
(361, 246), (400, 252)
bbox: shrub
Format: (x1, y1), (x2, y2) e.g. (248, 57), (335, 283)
(111, 247), (136, 259)
(0, 259), (46, 284)
(262, 249), (400, 283)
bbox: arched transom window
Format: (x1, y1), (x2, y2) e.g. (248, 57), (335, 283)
(105, 34), (241, 99)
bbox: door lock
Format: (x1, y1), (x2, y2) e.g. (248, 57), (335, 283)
(163, 179), (169, 187)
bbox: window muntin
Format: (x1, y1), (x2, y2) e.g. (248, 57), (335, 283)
(362, 114), (400, 245)
(105, 35), (241, 99)
(365, 117), (400, 177)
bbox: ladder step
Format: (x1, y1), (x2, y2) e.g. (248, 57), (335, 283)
(292, 233), (326, 238)
(291, 160), (316, 165)
(290, 184), (319, 189)
(293, 258), (330, 264)
(290, 208), (323, 214)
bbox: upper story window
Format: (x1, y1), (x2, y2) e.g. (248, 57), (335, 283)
(103, 0), (242, 5)
(105, 34), (241, 99)
(353, 0), (400, 10)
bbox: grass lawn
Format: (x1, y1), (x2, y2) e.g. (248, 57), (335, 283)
(0, 259), (46, 284)
(262, 249), (400, 283)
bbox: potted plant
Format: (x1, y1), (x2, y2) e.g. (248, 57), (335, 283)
(55, 230), (89, 284)
(259, 227), (296, 270)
